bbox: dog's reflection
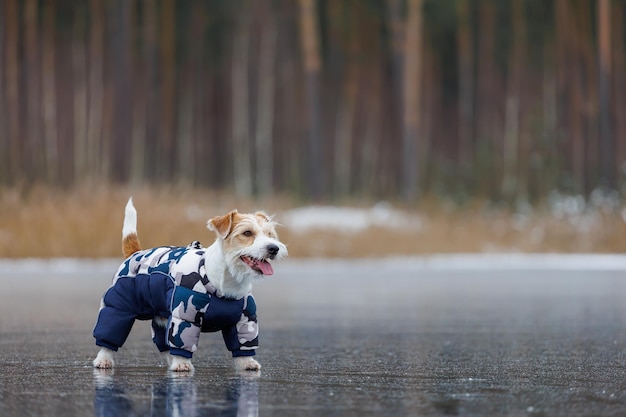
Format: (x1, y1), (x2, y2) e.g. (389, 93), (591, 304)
(94, 369), (259, 417)
(93, 369), (136, 417)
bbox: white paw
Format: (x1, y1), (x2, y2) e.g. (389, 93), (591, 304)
(169, 355), (194, 372)
(93, 348), (115, 369)
(234, 356), (261, 371)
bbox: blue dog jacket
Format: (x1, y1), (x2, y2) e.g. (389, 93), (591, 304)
(93, 243), (259, 358)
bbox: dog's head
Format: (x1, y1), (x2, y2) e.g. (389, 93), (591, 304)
(207, 210), (287, 280)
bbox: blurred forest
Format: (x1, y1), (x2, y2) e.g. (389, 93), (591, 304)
(1, 0), (625, 203)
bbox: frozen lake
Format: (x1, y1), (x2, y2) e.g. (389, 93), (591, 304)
(1, 256), (626, 416)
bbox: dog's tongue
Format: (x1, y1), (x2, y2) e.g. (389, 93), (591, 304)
(256, 259), (274, 275)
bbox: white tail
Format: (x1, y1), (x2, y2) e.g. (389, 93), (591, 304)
(122, 198), (141, 258)
(122, 198), (137, 238)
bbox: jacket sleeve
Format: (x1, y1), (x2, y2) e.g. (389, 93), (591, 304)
(168, 286), (211, 358)
(223, 295), (259, 357)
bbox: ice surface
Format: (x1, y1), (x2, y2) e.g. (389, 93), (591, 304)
(1, 259), (626, 416)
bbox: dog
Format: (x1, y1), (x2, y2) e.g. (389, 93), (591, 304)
(92, 198), (287, 372)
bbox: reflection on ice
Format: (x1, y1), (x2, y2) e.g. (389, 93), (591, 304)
(94, 370), (135, 417)
(93, 369), (258, 417)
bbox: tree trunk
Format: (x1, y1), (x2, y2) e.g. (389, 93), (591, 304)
(358, 70), (382, 196)
(130, 0), (148, 187)
(402, 0), (423, 201)
(42, 0), (59, 184)
(542, 41), (558, 197)
(232, 9), (252, 197)
(5, 0), (21, 184)
(25, 0), (42, 181)
(573, 1), (594, 193)
(299, 0), (323, 200)
(177, 6), (203, 187)
(387, 0), (403, 194)
(597, 0), (614, 189)
(476, 0), (499, 196)
(139, 0), (159, 184)
(160, 0), (176, 179)
(333, 64), (358, 198)
(255, 1), (277, 197)
(555, 0), (584, 193)
(275, 15), (300, 194)
(457, 0), (474, 176)
(73, 4), (88, 182)
(110, 0), (132, 183)
(333, 8), (359, 198)
(0, 0), (6, 183)
(613, 1), (626, 180)
(502, 0), (527, 200)
(87, 0), (105, 179)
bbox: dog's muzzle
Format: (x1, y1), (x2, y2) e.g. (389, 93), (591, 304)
(240, 242), (284, 275)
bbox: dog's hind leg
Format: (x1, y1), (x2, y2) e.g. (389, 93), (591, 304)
(151, 317), (174, 367)
(151, 317), (170, 351)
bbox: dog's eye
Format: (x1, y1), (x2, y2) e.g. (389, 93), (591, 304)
(243, 230), (253, 237)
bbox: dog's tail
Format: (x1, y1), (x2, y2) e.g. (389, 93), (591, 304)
(122, 198), (141, 258)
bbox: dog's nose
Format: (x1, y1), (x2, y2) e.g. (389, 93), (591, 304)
(267, 244), (279, 257)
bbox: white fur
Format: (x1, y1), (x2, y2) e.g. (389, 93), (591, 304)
(203, 241), (247, 299)
(93, 347), (115, 369)
(122, 198), (137, 238)
(234, 356), (261, 371)
(169, 355), (195, 372)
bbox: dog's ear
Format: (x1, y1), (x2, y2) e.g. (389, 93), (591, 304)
(254, 211), (273, 223)
(207, 210), (238, 239)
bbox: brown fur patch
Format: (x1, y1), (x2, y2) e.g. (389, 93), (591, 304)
(223, 214), (260, 251)
(122, 233), (141, 258)
(208, 210), (238, 239)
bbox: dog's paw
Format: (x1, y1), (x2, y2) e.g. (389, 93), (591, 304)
(93, 348), (115, 369)
(234, 356), (261, 371)
(169, 355), (194, 372)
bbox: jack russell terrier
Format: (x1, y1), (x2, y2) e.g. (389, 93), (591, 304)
(92, 198), (287, 372)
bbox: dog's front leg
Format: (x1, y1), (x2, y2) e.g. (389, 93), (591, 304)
(169, 355), (194, 372)
(93, 347), (115, 369)
(234, 356), (261, 371)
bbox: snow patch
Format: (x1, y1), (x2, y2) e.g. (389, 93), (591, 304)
(281, 203), (423, 234)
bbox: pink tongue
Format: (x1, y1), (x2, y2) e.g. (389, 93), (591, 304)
(256, 259), (274, 275)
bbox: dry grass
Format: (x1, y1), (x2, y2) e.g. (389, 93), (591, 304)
(0, 184), (624, 258)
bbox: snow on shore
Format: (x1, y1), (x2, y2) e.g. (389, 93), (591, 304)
(280, 203), (424, 233)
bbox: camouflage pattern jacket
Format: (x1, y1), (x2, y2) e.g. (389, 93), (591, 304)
(93, 243), (259, 359)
